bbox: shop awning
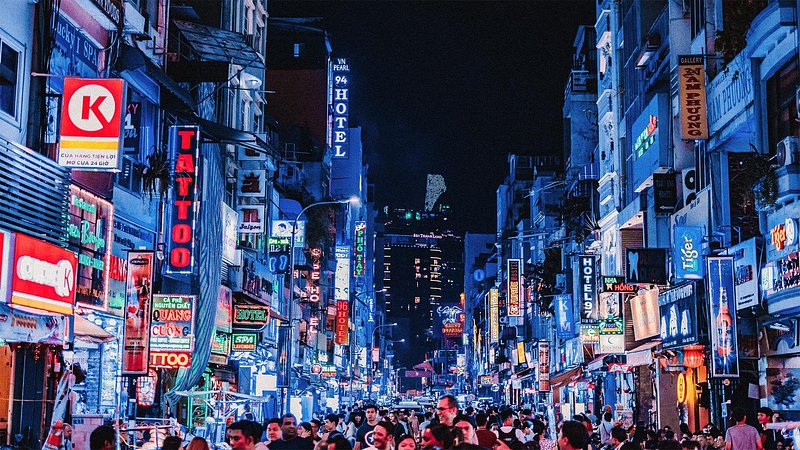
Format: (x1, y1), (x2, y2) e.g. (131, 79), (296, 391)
(625, 340), (661, 367)
(550, 366), (583, 389)
(116, 44), (196, 110)
(174, 20), (264, 69)
(586, 355), (605, 372)
(73, 315), (114, 344)
(193, 116), (277, 158)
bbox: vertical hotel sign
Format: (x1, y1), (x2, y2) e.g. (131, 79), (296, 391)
(335, 300), (349, 344)
(167, 126), (200, 274)
(707, 257), (740, 377)
(354, 221), (366, 277)
(489, 287), (499, 343)
(679, 55), (708, 139)
(331, 58), (350, 158)
(580, 255), (598, 323)
(507, 259), (522, 317)
(122, 251), (154, 375)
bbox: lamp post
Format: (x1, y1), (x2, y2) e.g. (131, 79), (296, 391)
(284, 197), (357, 415)
(346, 288), (384, 406)
(367, 322), (397, 401)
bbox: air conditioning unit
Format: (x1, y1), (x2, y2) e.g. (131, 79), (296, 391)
(681, 167), (697, 206)
(776, 136), (800, 166)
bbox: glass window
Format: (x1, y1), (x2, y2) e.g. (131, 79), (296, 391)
(767, 59), (800, 150)
(0, 42), (20, 118)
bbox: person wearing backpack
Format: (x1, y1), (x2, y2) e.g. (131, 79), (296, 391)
(495, 409), (526, 450)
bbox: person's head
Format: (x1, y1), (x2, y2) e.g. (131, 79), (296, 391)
(266, 418), (282, 441)
(730, 407), (747, 425)
(298, 422), (313, 438)
(558, 420), (589, 450)
(604, 412), (612, 422)
(454, 415), (477, 445)
(90, 425), (116, 450)
(436, 394), (459, 426)
(365, 405), (378, 424)
(397, 434), (417, 450)
(388, 411), (398, 423)
(475, 412), (488, 428)
(352, 412), (363, 425)
(681, 441), (700, 450)
(326, 436), (352, 450)
(664, 430), (675, 441)
(372, 421), (395, 450)
(227, 421), (261, 450)
(500, 409), (515, 426)
(422, 423), (454, 450)
(311, 419), (321, 437)
(757, 407), (773, 425)
(611, 426), (628, 445)
(63, 424), (73, 440)
(325, 414), (340, 432)
(281, 413), (299, 439)
(186, 437), (210, 450)
(162, 436), (183, 450)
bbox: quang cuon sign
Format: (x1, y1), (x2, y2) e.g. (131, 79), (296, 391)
(149, 294), (195, 368)
(167, 126), (201, 274)
(678, 55), (708, 139)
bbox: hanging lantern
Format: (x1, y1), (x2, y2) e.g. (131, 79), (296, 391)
(683, 344), (705, 369)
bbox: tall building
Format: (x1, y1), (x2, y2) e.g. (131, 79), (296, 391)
(382, 206), (464, 372)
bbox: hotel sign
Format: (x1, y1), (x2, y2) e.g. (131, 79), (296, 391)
(579, 255), (597, 323)
(335, 300), (349, 345)
(331, 57), (350, 158)
(507, 259), (521, 317)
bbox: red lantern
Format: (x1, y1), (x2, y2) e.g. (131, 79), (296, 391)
(683, 345), (705, 369)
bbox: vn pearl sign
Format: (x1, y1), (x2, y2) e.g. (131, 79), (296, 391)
(331, 58), (350, 158)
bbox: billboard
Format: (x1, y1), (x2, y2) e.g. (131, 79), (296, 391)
(658, 282), (698, 349)
(10, 233), (78, 315)
(166, 126), (200, 274)
(507, 259), (522, 317)
(579, 255), (598, 323)
(678, 55), (709, 139)
(149, 294), (195, 368)
(730, 238), (759, 310)
(674, 226), (704, 280)
(707, 257), (739, 377)
(58, 77), (124, 169)
(122, 251), (154, 375)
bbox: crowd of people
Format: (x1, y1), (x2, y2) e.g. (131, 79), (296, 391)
(84, 398), (797, 450)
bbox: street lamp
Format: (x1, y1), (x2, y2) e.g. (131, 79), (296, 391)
(284, 196), (359, 415)
(367, 322), (397, 401)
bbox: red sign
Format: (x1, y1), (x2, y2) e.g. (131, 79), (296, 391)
(58, 77), (124, 169)
(307, 248), (322, 302)
(335, 300), (349, 344)
(442, 322), (463, 337)
(10, 233), (78, 315)
(608, 363), (633, 373)
(149, 351), (191, 368)
(167, 125), (200, 273)
(122, 251), (154, 375)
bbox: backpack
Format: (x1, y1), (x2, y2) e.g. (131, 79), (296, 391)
(498, 428), (525, 450)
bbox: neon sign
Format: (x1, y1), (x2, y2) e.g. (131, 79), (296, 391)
(331, 57), (350, 158)
(307, 248), (322, 302)
(335, 300), (349, 344)
(354, 221), (366, 277)
(167, 125), (200, 273)
(634, 115), (658, 158)
(507, 259), (521, 317)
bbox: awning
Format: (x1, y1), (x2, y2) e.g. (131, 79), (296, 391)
(550, 366), (583, 389)
(586, 355), (606, 372)
(626, 340), (661, 367)
(116, 44), (196, 110)
(73, 315), (115, 344)
(174, 20), (264, 69)
(193, 116), (277, 158)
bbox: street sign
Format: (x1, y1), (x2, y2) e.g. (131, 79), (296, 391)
(58, 77), (125, 169)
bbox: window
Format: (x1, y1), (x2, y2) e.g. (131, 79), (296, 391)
(293, 43), (304, 58)
(690, 0), (705, 38)
(116, 157), (144, 194)
(0, 41), (20, 118)
(767, 59), (800, 150)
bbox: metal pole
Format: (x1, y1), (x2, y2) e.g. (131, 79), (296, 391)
(285, 199), (351, 416)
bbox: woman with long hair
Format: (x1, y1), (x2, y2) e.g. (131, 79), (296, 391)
(185, 437), (210, 450)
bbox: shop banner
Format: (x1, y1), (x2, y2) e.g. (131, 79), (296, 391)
(579, 255), (598, 323)
(216, 286), (233, 333)
(674, 226), (704, 280)
(335, 246), (350, 301)
(658, 282), (698, 349)
(354, 221), (366, 277)
(68, 185), (114, 311)
(122, 251), (154, 375)
(271, 220), (305, 247)
(166, 125), (201, 274)
(0, 303), (66, 344)
(148, 294), (195, 368)
(50, 14), (100, 93)
(537, 342), (550, 392)
(601, 276), (635, 294)
(221, 203), (238, 264)
(678, 55), (709, 139)
(507, 259), (522, 317)
(631, 287), (660, 341)
(10, 233), (78, 315)
(730, 238), (759, 310)
(335, 300), (349, 345)
(707, 257), (740, 377)
(555, 294), (575, 339)
(489, 288), (499, 343)
(626, 248), (668, 284)
(232, 333), (258, 352)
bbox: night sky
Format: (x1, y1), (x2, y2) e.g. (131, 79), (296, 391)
(268, 1), (597, 233)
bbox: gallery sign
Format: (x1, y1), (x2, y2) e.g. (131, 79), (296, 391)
(331, 57), (350, 158)
(507, 259), (522, 317)
(58, 77), (125, 169)
(678, 55), (709, 139)
(674, 226), (704, 280)
(626, 248), (668, 284)
(68, 185), (114, 310)
(354, 221), (366, 277)
(707, 257), (739, 377)
(10, 233), (78, 315)
(148, 295), (195, 367)
(167, 126), (200, 274)
(122, 251), (154, 375)
(579, 255), (597, 323)
(658, 282), (698, 348)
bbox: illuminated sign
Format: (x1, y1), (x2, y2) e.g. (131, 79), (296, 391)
(307, 248), (322, 302)
(271, 220), (305, 247)
(772, 223), (787, 251)
(442, 322), (463, 338)
(517, 342), (527, 365)
(68, 185), (114, 310)
(631, 287), (660, 340)
(507, 259), (521, 317)
(221, 203), (238, 264)
(238, 204), (265, 234)
(555, 294), (575, 338)
(109, 218), (155, 317)
(233, 305), (270, 326)
(678, 55), (708, 139)
(730, 238), (759, 310)
(601, 276), (635, 293)
(634, 115), (658, 158)
(217, 285), (232, 333)
(677, 373), (687, 403)
(149, 351), (190, 368)
(10, 233), (78, 315)
(707, 257), (739, 377)
(166, 126), (200, 273)
(268, 237), (290, 274)
(580, 324), (600, 343)
(237, 170), (266, 197)
(335, 246), (350, 301)
(232, 333), (258, 352)
(659, 282), (698, 348)
(674, 226), (704, 279)
(211, 331), (230, 356)
(579, 255), (597, 323)
(354, 221), (366, 277)
(489, 288), (499, 343)
(122, 251), (153, 375)
(331, 57), (350, 158)
(149, 295), (195, 358)
(537, 342), (550, 392)
(335, 300), (349, 344)
(480, 375), (492, 385)
(58, 77), (124, 169)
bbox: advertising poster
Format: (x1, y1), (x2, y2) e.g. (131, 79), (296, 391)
(50, 14), (100, 93)
(555, 294), (575, 339)
(271, 220), (306, 247)
(277, 325), (291, 388)
(108, 218), (155, 317)
(507, 259), (522, 317)
(216, 286), (232, 333)
(630, 287), (660, 340)
(122, 251), (154, 375)
(730, 238), (759, 310)
(149, 294), (195, 368)
(579, 255), (598, 323)
(221, 203), (238, 264)
(658, 282), (698, 349)
(538, 342), (550, 392)
(335, 246), (351, 301)
(707, 257), (740, 377)
(674, 226), (704, 279)
(0, 303), (66, 344)
(626, 248), (668, 284)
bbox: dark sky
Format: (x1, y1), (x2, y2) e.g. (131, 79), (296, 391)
(269, 1), (597, 233)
